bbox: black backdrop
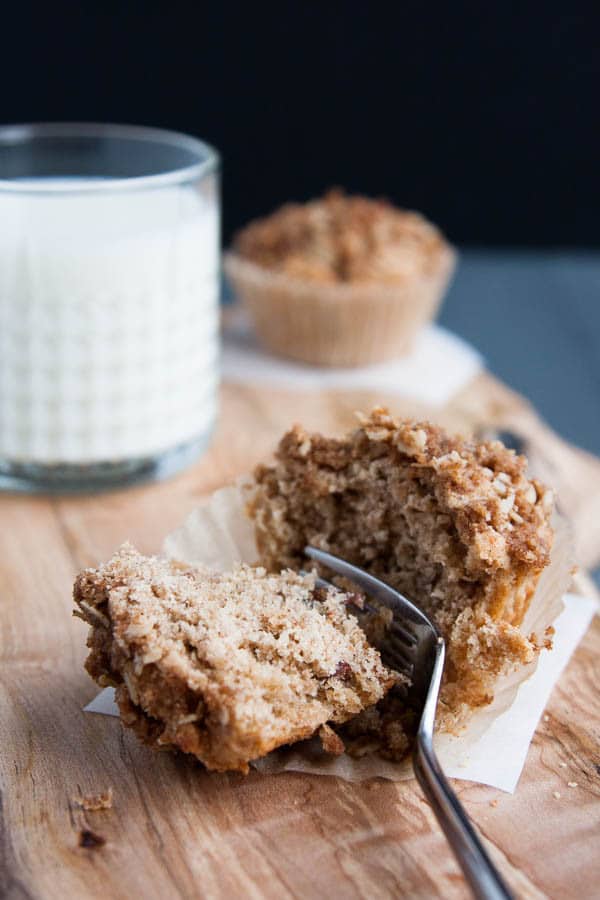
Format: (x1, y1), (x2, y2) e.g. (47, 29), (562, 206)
(2, 1), (599, 247)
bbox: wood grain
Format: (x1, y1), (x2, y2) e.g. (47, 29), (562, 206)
(1, 379), (599, 900)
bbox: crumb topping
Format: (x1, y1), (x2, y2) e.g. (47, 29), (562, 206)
(233, 189), (450, 284)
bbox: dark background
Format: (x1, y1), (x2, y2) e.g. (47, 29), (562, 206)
(2, 1), (599, 464)
(2, 2), (599, 246)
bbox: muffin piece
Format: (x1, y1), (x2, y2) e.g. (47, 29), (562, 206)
(225, 189), (455, 366)
(249, 408), (555, 738)
(74, 544), (396, 773)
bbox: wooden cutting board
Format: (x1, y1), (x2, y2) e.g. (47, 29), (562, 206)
(2, 375), (600, 900)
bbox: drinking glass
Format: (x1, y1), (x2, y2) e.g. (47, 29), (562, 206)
(0, 123), (220, 491)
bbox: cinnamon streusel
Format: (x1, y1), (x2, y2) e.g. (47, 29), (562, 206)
(233, 189), (449, 284)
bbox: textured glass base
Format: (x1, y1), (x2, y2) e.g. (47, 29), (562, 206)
(0, 428), (214, 495)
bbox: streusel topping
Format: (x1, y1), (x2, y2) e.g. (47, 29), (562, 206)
(234, 189), (450, 284)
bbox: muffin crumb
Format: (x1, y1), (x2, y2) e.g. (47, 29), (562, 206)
(73, 789), (113, 811)
(319, 724), (346, 756)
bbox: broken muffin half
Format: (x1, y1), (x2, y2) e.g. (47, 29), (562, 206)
(74, 544), (397, 773)
(249, 407), (555, 737)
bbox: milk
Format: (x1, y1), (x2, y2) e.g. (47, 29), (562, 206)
(0, 181), (219, 465)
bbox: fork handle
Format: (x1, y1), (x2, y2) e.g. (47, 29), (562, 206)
(414, 737), (515, 900)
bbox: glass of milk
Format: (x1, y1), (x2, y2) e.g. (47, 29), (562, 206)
(0, 123), (219, 491)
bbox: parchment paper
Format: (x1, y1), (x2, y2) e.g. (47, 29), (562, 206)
(85, 482), (596, 792)
(222, 314), (483, 407)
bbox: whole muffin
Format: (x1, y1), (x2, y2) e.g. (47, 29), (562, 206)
(225, 190), (456, 366)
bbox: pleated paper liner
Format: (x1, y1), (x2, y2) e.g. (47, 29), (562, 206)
(224, 247), (456, 367)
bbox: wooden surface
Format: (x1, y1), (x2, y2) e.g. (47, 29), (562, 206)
(2, 376), (600, 900)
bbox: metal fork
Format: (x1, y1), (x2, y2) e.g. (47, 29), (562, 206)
(305, 546), (514, 900)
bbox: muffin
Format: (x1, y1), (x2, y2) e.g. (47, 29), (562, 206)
(225, 190), (456, 366)
(74, 544), (397, 773)
(248, 407), (555, 751)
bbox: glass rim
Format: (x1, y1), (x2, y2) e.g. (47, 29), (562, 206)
(0, 122), (220, 194)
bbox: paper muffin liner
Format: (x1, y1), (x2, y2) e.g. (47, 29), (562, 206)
(224, 248), (456, 367)
(162, 478), (575, 786)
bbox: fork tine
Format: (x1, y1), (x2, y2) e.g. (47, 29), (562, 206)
(382, 652), (414, 677)
(389, 620), (419, 647)
(304, 546), (435, 635)
(382, 648), (415, 676)
(359, 600), (417, 645)
(307, 568), (419, 653)
(386, 634), (417, 668)
(311, 575), (416, 651)
(312, 580), (414, 639)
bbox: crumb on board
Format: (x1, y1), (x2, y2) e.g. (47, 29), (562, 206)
(489, 799), (499, 808)
(79, 829), (106, 849)
(73, 788), (113, 811)
(553, 791), (561, 800)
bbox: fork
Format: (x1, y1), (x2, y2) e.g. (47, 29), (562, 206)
(305, 546), (514, 900)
